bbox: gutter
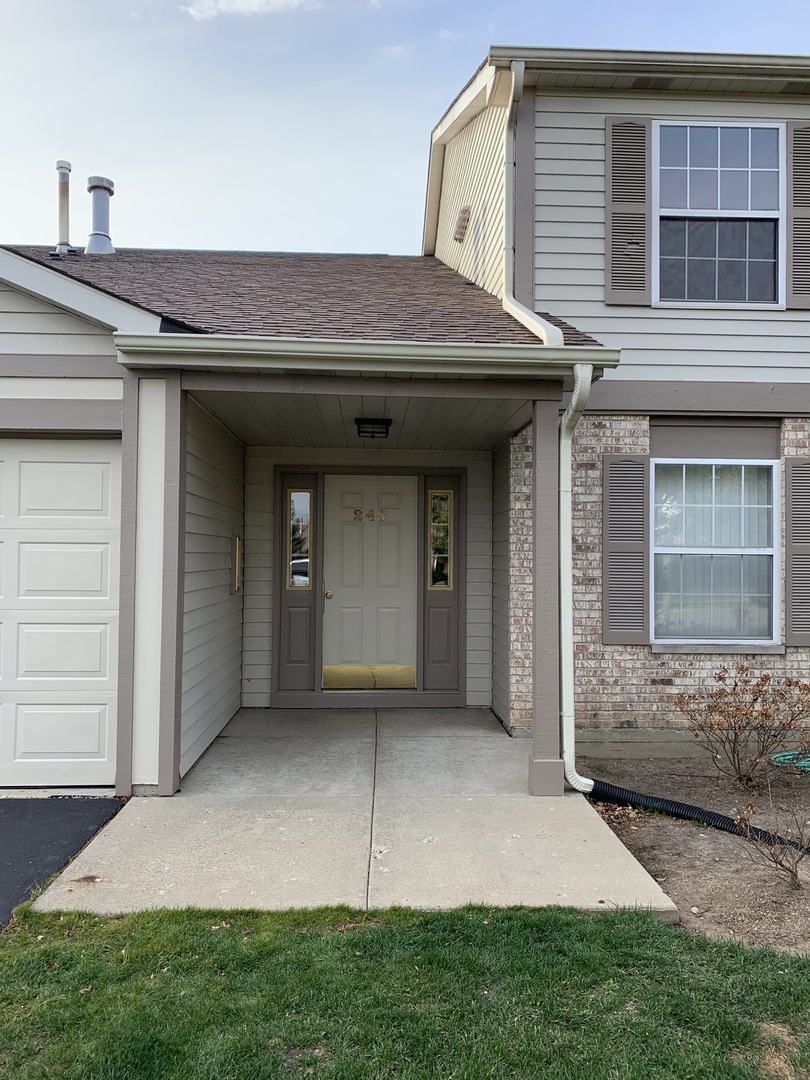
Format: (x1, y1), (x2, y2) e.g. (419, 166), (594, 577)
(114, 332), (618, 378)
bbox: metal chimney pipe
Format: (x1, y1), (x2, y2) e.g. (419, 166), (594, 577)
(55, 161), (71, 254)
(85, 176), (115, 254)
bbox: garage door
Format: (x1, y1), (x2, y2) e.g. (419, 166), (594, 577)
(0, 440), (120, 786)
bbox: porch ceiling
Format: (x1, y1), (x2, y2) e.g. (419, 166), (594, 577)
(192, 387), (534, 450)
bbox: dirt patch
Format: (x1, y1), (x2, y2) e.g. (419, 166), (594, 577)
(581, 754), (810, 953)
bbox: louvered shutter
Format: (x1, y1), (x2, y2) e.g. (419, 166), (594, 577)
(605, 117), (651, 305)
(602, 455), (650, 644)
(787, 122), (810, 310)
(785, 458), (810, 644)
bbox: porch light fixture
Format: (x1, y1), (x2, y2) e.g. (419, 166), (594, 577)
(354, 417), (392, 439)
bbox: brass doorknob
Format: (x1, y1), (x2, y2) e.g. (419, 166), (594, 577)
(325, 591), (333, 599)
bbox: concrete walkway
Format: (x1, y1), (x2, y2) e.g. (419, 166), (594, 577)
(34, 708), (678, 920)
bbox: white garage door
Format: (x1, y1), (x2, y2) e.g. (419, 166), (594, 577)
(0, 440), (120, 787)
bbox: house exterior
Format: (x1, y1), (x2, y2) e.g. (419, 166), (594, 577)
(424, 47), (810, 748)
(0, 240), (613, 796)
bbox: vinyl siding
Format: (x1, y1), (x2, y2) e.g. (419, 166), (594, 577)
(242, 448), (493, 706)
(180, 398), (245, 775)
(534, 92), (810, 382)
(0, 283), (116, 355)
(435, 105), (507, 298)
(491, 440), (510, 723)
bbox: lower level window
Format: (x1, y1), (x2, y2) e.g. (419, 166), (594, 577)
(652, 461), (777, 641)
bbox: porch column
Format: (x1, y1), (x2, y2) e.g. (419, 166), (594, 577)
(529, 398), (564, 795)
(130, 374), (186, 795)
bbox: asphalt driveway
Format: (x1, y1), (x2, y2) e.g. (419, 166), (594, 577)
(0, 797), (122, 928)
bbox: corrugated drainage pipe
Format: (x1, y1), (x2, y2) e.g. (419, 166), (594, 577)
(589, 779), (810, 853)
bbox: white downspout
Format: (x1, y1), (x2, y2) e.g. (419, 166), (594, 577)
(502, 61), (564, 347)
(559, 363), (595, 793)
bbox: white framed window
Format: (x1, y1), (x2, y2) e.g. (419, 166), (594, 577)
(651, 460), (779, 643)
(652, 122), (786, 307)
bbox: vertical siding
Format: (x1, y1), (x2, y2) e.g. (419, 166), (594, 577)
(180, 398), (245, 775)
(242, 448), (492, 706)
(535, 92), (810, 381)
(0, 283), (116, 355)
(491, 440), (510, 722)
(434, 106), (507, 298)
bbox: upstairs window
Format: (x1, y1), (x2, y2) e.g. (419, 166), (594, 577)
(654, 123), (784, 305)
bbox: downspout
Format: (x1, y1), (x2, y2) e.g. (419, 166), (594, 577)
(559, 363), (595, 793)
(502, 61), (564, 347)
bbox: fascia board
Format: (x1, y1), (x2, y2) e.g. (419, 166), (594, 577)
(487, 45), (810, 82)
(0, 248), (161, 333)
(115, 332), (620, 379)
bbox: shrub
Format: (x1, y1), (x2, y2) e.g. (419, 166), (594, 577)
(675, 664), (810, 787)
(735, 799), (810, 890)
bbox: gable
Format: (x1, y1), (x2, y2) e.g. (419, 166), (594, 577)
(0, 281), (116, 357)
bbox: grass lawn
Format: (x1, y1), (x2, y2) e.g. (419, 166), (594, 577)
(2, 906), (809, 1079)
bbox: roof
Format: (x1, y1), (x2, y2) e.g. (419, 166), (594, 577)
(6, 247), (599, 348)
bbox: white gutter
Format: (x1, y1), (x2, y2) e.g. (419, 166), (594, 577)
(559, 362), (595, 793)
(502, 61), (564, 348)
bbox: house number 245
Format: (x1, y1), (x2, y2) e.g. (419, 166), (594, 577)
(353, 509), (387, 522)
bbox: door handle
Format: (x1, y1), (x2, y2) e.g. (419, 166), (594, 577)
(325, 591), (333, 599)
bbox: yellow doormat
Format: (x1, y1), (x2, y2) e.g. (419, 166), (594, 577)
(322, 665), (416, 690)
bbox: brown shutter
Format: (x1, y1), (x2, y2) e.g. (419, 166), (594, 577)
(787, 122), (810, 310)
(785, 458), (810, 644)
(602, 455), (650, 644)
(605, 116), (651, 306)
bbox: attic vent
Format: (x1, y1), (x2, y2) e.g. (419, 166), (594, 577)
(453, 206), (471, 243)
(630, 76), (674, 92)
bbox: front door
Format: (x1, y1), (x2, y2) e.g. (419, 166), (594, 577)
(322, 475), (418, 690)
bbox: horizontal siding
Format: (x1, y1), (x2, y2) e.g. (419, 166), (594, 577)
(535, 91), (810, 382)
(242, 447), (493, 706)
(435, 105), (506, 298)
(0, 284), (116, 356)
(180, 397), (245, 775)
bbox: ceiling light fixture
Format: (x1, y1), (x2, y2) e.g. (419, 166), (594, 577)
(355, 418), (392, 439)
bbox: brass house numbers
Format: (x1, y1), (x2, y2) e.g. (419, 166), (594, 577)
(353, 508), (387, 522)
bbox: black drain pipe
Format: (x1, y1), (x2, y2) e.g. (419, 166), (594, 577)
(589, 779), (809, 853)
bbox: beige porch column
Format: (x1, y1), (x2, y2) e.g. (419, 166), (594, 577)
(528, 398), (564, 795)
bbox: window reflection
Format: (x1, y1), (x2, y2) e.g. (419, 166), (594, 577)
(428, 490), (452, 589)
(287, 489), (312, 589)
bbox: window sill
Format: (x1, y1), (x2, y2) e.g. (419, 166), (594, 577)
(652, 301), (785, 312)
(651, 642), (785, 655)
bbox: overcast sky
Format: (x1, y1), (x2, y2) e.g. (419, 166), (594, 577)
(2, 0), (810, 254)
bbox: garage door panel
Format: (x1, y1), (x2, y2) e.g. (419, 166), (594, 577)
(18, 542), (112, 600)
(17, 623), (112, 681)
(0, 440), (120, 787)
(18, 460), (113, 521)
(0, 696), (116, 785)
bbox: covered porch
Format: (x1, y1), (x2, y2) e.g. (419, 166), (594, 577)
(116, 331), (618, 798)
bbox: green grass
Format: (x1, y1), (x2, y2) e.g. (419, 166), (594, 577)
(1, 906), (809, 1079)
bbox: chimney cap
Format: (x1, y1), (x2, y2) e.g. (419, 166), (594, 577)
(87, 176), (114, 196)
(56, 160), (71, 172)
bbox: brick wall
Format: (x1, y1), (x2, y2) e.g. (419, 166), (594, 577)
(572, 415), (810, 730)
(506, 415), (810, 733)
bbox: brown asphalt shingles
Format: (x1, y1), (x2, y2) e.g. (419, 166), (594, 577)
(7, 247), (600, 348)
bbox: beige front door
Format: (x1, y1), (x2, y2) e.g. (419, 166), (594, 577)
(322, 475), (418, 690)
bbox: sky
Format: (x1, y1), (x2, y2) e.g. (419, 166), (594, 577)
(2, 0), (810, 255)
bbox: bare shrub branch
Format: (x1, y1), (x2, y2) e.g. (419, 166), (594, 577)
(735, 799), (810, 890)
(675, 664), (810, 787)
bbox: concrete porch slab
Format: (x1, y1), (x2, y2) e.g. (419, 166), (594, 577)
(368, 794), (678, 919)
(32, 708), (678, 922)
(33, 795), (372, 914)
